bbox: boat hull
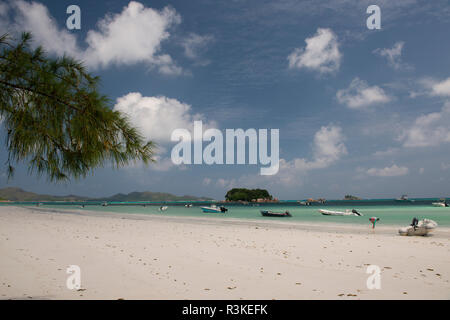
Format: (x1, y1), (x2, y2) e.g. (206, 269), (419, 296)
(319, 209), (352, 216)
(398, 219), (438, 236)
(201, 206), (227, 213)
(260, 210), (291, 217)
(432, 202), (447, 207)
(201, 208), (222, 213)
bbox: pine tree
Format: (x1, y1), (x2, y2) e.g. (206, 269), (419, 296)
(0, 33), (156, 181)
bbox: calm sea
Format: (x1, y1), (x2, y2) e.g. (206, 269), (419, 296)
(6, 199), (450, 227)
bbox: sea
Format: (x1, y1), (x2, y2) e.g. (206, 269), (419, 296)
(3, 198), (450, 227)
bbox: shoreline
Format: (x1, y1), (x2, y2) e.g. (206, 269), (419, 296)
(1, 205), (449, 299)
(21, 205), (450, 238)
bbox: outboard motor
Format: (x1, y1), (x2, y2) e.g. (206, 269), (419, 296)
(220, 206), (228, 212)
(352, 209), (362, 216)
(411, 217), (419, 230)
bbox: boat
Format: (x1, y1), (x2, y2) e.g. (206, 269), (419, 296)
(398, 218), (438, 236)
(432, 199), (448, 207)
(298, 201), (311, 206)
(201, 205), (227, 213)
(395, 195), (411, 201)
(319, 209), (362, 216)
(432, 202), (448, 207)
(101, 202), (108, 207)
(260, 210), (291, 217)
(159, 206), (168, 212)
(185, 204), (193, 208)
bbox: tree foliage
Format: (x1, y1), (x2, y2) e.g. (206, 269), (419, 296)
(0, 33), (155, 181)
(225, 188), (272, 201)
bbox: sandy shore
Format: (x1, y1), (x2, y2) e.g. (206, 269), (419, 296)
(0, 205), (449, 299)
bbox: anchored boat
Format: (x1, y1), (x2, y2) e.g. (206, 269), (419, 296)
(432, 199), (448, 207)
(260, 210), (291, 217)
(201, 205), (228, 213)
(319, 209), (362, 216)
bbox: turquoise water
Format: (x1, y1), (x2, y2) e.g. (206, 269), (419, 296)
(9, 203), (450, 227)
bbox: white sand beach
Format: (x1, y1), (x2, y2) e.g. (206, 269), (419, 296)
(0, 205), (449, 300)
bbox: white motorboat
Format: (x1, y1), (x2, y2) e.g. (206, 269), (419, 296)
(399, 218), (438, 236)
(319, 209), (362, 216)
(201, 205), (227, 213)
(159, 206), (168, 212)
(432, 201), (448, 207)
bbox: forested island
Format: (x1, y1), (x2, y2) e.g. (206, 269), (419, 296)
(225, 188), (275, 202)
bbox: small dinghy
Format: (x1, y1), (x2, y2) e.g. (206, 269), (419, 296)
(432, 201), (448, 207)
(319, 209), (362, 216)
(260, 210), (292, 217)
(159, 206), (168, 212)
(201, 205), (227, 213)
(399, 218), (438, 236)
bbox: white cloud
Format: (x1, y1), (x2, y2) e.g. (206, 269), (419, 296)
(266, 125), (347, 184)
(336, 78), (391, 109)
(287, 28), (341, 74)
(181, 33), (214, 66)
(11, 0), (80, 56)
(113, 92), (215, 143)
(9, 1), (183, 75)
(399, 101), (450, 147)
(206, 125), (347, 189)
(83, 2), (181, 72)
(367, 164), (409, 177)
(373, 41), (407, 70)
(429, 77), (450, 97)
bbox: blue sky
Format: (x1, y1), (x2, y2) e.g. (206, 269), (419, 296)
(1, 0), (450, 200)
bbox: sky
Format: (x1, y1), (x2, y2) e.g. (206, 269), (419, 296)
(1, 0), (450, 200)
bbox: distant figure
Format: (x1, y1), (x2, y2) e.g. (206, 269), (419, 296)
(411, 217), (419, 230)
(369, 217), (379, 229)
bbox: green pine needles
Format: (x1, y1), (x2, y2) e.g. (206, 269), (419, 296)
(0, 32), (156, 181)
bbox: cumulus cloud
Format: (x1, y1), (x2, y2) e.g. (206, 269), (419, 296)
(113, 92), (215, 143)
(373, 41), (407, 70)
(267, 125), (347, 184)
(181, 33), (214, 66)
(367, 164), (409, 177)
(428, 77), (450, 97)
(8, 1), (183, 75)
(11, 0), (80, 56)
(399, 101), (450, 147)
(287, 28), (341, 74)
(336, 78), (391, 109)
(207, 125), (347, 189)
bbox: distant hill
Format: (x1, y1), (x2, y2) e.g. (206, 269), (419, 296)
(97, 191), (212, 202)
(0, 187), (88, 201)
(0, 187), (212, 202)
